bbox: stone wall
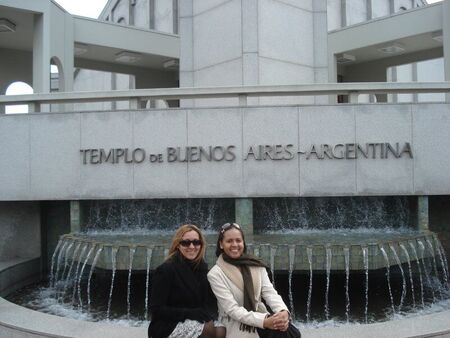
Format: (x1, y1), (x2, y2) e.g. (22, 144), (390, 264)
(1, 103), (450, 200)
(40, 201), (71, 273)
(430, 195), (450, 260)
(0, 202), (40, 261)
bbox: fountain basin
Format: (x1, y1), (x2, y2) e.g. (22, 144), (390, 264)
(58, 230), (440, 271)
(2, 292), (450, 338)
(7, 229), (450, 326)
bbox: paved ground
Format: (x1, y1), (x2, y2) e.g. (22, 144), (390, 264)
(1, 296), (450, 338)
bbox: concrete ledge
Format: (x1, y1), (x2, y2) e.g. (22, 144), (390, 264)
(0, 257), (41, 297)
(1, 259), (449, 338)
(301, 310), (450, 338)
(0, 297), (145, 338)
(1, 295), (450, 338)
(0, 258), (146, 337)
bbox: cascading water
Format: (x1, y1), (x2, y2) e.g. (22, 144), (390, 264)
(389, 244), (406, 311)
(145, 247), (153, 320)
(409, 241), (425, 307)
(380, 246), (396, 315)
(418, 240), (436, 302)
(127, 247), (136, 319)
(343, 246), (350, 323)
(362, 246), (369, 323)
(49, 239), (63, 287)
(270, 246), (277, 287)
(64, 242), (81, 290)
(400, 243), (415, 308)
(72, 243), (88, 305)
(426, 239), (441, 296)
(288, 245), (296, 318)
(61, 242), (74, 287)
(254, 196), (411, 232)
(88, 246), (103, 311)
(106, 247), (118, 320)
(306, 246), (313, 323)
(84, 198), (233, 232)
(54, 240), (67, 285)
(435, 239), (449, 285)
(324, 246), (332, 320)
(7, 196), (450, 327)
(436, 238), (450, 286)
(78, 244), (95, 308)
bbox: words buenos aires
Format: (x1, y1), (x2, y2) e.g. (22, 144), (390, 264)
(80, 142), (413, 165)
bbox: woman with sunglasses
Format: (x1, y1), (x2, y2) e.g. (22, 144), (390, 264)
(207, 223), (291, 338)
(148, 224), (226, 338)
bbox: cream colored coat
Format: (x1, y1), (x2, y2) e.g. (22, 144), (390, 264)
(207, 255), (289, 338)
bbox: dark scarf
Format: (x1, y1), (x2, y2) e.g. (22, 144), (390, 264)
(222, 253), (268, 333)
(172, 252), (208, 302)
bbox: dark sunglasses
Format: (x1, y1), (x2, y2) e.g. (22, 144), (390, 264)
(179, 239), (202, 247)
(221, 222), (241, 233)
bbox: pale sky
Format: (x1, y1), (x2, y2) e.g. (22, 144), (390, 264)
(54, 0), (109, 18)
(52, 0), (442, 17)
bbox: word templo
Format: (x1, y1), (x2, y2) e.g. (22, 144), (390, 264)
(80, 142), (413, 165)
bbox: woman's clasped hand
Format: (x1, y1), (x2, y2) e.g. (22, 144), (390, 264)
(264, 311), (290, 331)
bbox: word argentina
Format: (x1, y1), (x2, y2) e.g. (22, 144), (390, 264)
(80, 142), (412, 164)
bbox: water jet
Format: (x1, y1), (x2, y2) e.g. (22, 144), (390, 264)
(8, 196), (450, 326)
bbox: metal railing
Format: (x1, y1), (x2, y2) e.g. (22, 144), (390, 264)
(1, 82), (450, 112)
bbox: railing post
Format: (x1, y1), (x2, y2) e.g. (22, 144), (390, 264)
(349, 92), (359, 103)
(238, 94), (248, 106)
(129, 98), (140, 109)
(29, 102), (41, 113)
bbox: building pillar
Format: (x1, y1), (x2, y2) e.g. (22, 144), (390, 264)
(417, 196), (429, 231)
(32, 13), (51, 113)
(32, 13), (50, 95)
(327, 54), (338, 104)
(70, 201), (83, 233)
(62, 13), (74, 93)
(235, 198), (253, 241)
(443, 0), (450, 102)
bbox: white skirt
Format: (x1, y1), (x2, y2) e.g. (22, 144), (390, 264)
(168, 319), (205, 338)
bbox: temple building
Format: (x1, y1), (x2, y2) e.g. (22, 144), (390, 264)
(1, 0), (450, 337)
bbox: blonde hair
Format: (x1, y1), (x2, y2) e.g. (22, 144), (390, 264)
(167, 224), (206, 265)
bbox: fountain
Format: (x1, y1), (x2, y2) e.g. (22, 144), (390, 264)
(6, 196), (450, 326)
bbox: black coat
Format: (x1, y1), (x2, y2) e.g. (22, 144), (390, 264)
(148, 252), (216, 338)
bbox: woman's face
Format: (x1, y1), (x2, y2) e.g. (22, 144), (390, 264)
(178, 230), (202, 260)
(220, 228), (244, 259)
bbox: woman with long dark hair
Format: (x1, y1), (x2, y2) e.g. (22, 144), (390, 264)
(148, 224), (225, 338)
(207, 222), (295, 338)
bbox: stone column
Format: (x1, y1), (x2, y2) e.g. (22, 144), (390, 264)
(70, 201), (83, 233)
(235, 198), (253, 241)
(443, 0), (450, 102)
(417, 196), (429, 231)
(32, 13), (50, 96)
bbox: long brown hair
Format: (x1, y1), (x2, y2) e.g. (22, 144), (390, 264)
(167, 224), (206, 265)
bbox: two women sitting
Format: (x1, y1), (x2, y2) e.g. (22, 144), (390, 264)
(148, 223), (291, 338)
